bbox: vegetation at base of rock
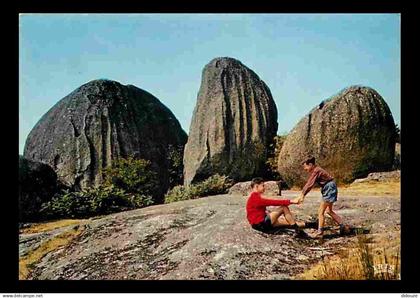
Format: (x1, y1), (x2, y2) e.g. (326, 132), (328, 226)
(40, 185), (153, 219)
(166, 144), (185, 187)
(40, 157), (157, 219)
(102, 156), (159, 197)
(164, 174), (234, 203)
(266, 134), (287, 180)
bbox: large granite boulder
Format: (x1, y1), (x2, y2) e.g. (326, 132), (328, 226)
(19, 156), (62, 222)
(277, 86), (396, 186)
(183, 57), (278, 185)
(24, 79), (188, 202)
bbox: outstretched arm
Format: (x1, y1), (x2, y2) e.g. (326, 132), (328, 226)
(297, 193), (305, 204)
(260, 195), (300, 205)
(300, 169), (320, 201)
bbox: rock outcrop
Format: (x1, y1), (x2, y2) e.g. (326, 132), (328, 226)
(183, 57), (278, 185)
(277, 86), (396, 186)
(352, 170), (400, 184)
(393, 143), (401, 170)
(23, 79), (188, 202)
(228, 181), (281, 196)
(19, 190), (400, 280)
(19, 156), (62, 222)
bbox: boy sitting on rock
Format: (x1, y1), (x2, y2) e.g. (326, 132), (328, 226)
(296, 156), (346, 238)
(246, 177), (308, 235)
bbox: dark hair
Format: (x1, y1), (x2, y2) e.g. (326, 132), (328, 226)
(251, 177), (264, 189)
(302, 156), (316, 165)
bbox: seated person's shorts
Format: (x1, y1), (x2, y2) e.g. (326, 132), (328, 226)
(251, 214), (272, 232)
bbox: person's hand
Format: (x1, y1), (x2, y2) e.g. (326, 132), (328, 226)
(290, 198), (300, 204)
(296, 193), (304, 204)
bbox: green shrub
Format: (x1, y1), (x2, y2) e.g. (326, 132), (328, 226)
(164, 174), (233, 204)
(166, 144), (184, 187)
(40, 156), (158, 219)
(102, 156), (159, 197)
(196, 174), (234, 196)
(163, 185), (199, 204)
(266, 135), (287, 180)
(41, 185), (154, 219)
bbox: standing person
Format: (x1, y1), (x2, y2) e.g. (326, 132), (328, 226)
(246, 177), (307, 235)
(296, 156), (345, 238)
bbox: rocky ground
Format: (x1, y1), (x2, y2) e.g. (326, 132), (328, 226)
(19, 188), (400, 280)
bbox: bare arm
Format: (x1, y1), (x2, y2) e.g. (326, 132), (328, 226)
(301, 168), (319, 196)
(260, 195), (299, 205)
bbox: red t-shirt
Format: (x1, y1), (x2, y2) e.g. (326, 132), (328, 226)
(246, 191), (291, 225)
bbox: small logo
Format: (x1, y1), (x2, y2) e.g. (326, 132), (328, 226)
(373, 263), (400, 279)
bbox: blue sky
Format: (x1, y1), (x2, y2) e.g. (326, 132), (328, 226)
(19, 13), (400, 154)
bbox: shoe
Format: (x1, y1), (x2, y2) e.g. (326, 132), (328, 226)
(339, 224), (352, 235)
(311, 230), (324, 239)
(304, 220), (318, 229)
(294, 229), (310, 239)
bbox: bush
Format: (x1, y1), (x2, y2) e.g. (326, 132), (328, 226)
(195, 174), (234, 196)
(166, 144), (184, 187)
(163, 185), (199, 204)
(164, 174), (233, 204)
(41, 185), (154, 219)
(40, 156), (158, 219)
(102, 157), (159, 197)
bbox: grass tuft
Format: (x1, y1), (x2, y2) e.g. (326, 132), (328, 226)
(297, 233), (400, 280)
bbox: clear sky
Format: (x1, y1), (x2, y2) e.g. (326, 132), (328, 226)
(19, 13), (400, 155)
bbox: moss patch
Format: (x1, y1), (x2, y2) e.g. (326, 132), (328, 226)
(19, 224), (86, 280)
(20, 219), (84, 234)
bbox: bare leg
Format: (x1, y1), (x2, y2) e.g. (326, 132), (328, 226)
(272, 217), (291, 228)
(318, 201), (329, 232)
(270, 206), (306, 228)
(326, 204), (343, 225)
(268, 206), (285, 224)
(282, 206), (296, 225)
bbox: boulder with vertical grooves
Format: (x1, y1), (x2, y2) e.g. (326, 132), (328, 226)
(23, 79), (188, 202)
(183, 57), (278, 185)
(277, 86), (396, 186)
